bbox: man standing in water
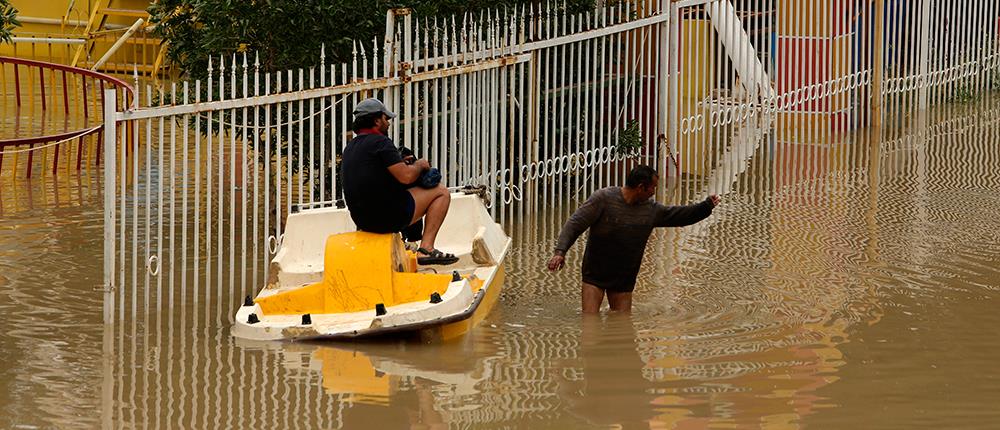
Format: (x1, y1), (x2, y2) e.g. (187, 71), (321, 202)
(547, 165), (720, 313)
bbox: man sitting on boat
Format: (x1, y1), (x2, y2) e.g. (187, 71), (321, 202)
(547, 165), (720, 313)
(341, 98), (459, 265)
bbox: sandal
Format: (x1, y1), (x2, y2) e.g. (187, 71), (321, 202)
(416, 247), (459, 265)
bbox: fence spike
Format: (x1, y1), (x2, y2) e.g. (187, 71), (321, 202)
(529, 2), (535, 41)
(451, 15), (458, 57)
(517, 4), (525, 48)
(433, 17), (440, 64)
(218, 54), (225, 101)
(207, 57), (213, 101)
(231, 54), (238, 100)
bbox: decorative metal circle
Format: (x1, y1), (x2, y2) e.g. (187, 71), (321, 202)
(147, 255), (160, 276)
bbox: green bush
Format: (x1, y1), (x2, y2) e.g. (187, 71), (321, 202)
(616, 119), (642, 156)
(0, 0), (20, 45)
(149, 0), (595, 80)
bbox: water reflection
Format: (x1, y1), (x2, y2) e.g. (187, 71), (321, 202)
(0, 164), (103, 215)
(3, 99), (1000, 428)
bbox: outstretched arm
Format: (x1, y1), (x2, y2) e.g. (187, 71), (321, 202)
(654, 195), (719, 227)
(548, 191), (605, 271)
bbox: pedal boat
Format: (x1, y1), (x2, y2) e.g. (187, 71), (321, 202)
(232, 192), (510, 341)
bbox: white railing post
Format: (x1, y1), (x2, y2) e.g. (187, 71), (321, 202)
(102, 88), (117, 325)
(667, 2), (680, 180)
(384, 9), (398, 105)
(403, 9), (414, 151)
(101, 89), (117, 430)
(918, 0), (932, 111)
(657, 0), (671, 179)
(872, 0), (885, 129)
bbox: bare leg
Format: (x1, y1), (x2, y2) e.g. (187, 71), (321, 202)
(582, 282), (605, 314)
(407, 184), (451, 251)
(606, 291), (633, 313)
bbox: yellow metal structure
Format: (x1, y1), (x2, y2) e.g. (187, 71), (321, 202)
(255, 232), (456, 315)
(5, 1), (163, 79)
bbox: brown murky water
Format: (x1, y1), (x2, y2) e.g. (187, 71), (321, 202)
(2, 101), (1000, 429)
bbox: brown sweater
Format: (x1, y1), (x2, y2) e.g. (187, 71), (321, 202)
(555, 187), (715, 292)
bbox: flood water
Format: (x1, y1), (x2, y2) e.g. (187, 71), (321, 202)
(2, 101), (1000, 429)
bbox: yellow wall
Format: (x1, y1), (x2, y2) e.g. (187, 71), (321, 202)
(2, 0), (156, 68)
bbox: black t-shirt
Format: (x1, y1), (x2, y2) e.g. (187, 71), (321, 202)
(341, 132), (409, 232)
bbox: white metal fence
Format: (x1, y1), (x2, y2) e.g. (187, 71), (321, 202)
(99, 0), (1000, 329)
(98, 0), (1000, 324)
(672, 0), (1000, 202)
(100, 0), (673, 329)
(96, 0), (1000, 425)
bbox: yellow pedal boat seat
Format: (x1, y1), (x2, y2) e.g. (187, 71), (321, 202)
(255, 232), (454, 315)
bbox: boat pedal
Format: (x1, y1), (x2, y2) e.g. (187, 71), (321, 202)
(375, 303), (387, 316)
(429, 292), (443, 304)
(247, 313), (260, 324)
(243, 295), (254, 307)
(452, 271), (462, 282)
(301, 314), (312, 325)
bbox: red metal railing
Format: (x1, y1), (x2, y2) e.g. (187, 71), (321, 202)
(0, 56), (134, 178)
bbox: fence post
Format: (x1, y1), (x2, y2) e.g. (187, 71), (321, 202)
(383, 9), (398, 105)
(917, 0), (931, 111)
(102, 88), (117, 323)
(100, 87), (117, 426)
(872, 0), (885, 129)
(666, 2), (680, 179)
(527, 51), (540, 213)
(402, 9), (413, 152)
(657, 0), (669, 179)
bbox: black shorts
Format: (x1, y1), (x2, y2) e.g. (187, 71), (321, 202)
(397, 191), (416, 230)
(355, 192), (415, 233)
(583, 276), (637, 293)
